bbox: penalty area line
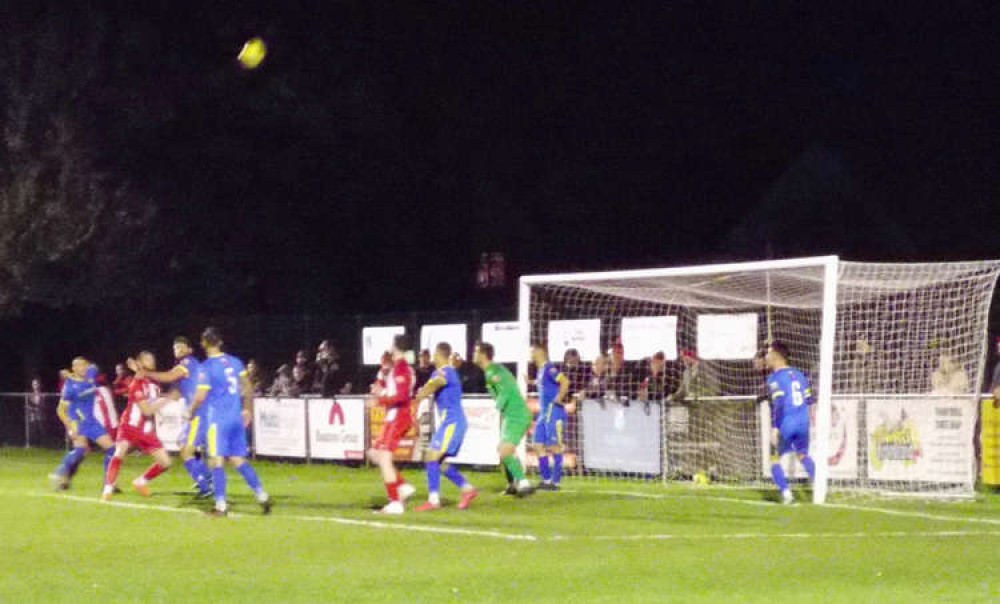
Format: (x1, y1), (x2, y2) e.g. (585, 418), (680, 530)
(27, 492), (537, 542)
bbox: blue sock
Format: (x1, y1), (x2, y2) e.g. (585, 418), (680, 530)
(426, 460), (441, 495)
(184, 458), (212, 493)
(538, 455), (552, 482)
(553, 453), (564, 484)
(57, 447), (86, 476)
(212, 466), (227, 504)
(235, 462), (263, 495)
(443, 464), (467, 488)
(103, 448), (114, 474)
(771, 463), (788, 491)
(800, 455), (816, 480)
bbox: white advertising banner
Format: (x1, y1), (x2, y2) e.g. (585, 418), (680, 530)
(308, 397), (367, 461)
(480, 322), (521, 363)
(759, 398), (859, 480)
(866, 397), (977, 484)
(155, 398), (188, 453)
(362, 326), (406, 365)
(434, 396), (504, 466)
(253, 397), (307, 458)
(620, 316), (678, 361)
(548, 319), (602, 361)
(697, 313), (758, 360)
(420, 323), (468, 359)
(580, 399), (662, 474)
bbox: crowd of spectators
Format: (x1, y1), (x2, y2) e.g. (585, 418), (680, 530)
(267, 340), (352, 397)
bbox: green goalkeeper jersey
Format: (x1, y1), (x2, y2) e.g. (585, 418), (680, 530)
(484, 363), (530, 420)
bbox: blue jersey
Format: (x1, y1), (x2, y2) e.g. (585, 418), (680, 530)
(432, 365), (465, 423)
(62, 370), (99, 424)
(537, 362), (565, 412)
(175, 355), (202, 411)
(197, 353), (247, 421)
(768, 367), (813, 429)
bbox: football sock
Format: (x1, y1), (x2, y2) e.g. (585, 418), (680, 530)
(141, 462), (167, 482)
(443, 464), (468, 488)
(103, 448), (114, 474)
(58, 447), (86, 476)
(184, 458), (212, 493)
(538, 455), (552, 482)
(235, 462), (264, 496)
(501, 455), (525, 482)
(105, 456), (122, 486)
(212, 466), (227, 505)
(552, 453), (564, 484)
(800, 455), (816, 480)
(771, 463), (789, 491)
(385, 480), (399, 502)
(426, 461), (441, 496)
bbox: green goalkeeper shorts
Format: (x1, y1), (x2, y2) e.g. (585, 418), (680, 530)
(500, 413), (531, 446)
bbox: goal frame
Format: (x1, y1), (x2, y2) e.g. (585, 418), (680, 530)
(518, 255), (840, 504)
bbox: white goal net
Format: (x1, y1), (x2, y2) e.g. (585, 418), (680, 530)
(517, 256), (1000, 502)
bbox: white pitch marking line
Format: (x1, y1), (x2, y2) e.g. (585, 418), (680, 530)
(586, 530), (1000, 541)
(28, 492), (538, 542)
(568, 488), (1000, 525)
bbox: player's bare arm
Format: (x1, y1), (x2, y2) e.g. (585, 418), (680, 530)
(240, 373), (253, 426)
(413, 376), (445, 402)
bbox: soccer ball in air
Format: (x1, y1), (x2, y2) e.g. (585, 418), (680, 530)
(238, 38), (267, 69)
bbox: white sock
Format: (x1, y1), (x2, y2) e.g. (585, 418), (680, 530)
(428, 492), (440, 505)
(256, 490), (269, 503)
(134, 476), (147, 486)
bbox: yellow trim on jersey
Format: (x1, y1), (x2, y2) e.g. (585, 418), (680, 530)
(556, 373), (569, 384)
(439, 422), (457, 453)
(440, 409), (448, 424)
(207, 423), (218, 457)
(175, 364), (190, 377)
(772, 390), (785, 397)
(239, 370), (248, 377)
(196, 384), (211, 391)
(427, 376), (446, 389)
(187, 417), (201, 448)
(56, 400), (70, 423)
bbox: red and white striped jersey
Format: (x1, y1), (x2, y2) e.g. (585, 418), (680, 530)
(379, 358), (413, 408)
(121, 377), (160, 433)
(93, 386), (119, 433)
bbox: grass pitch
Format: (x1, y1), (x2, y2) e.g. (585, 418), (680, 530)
(2, 448), (999, 603)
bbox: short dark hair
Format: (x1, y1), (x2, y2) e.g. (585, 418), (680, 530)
(392, 334), (409, 352)
(201, 326), (223, 347)
(476, 341), (495, 360)
(436, 342), (452, 358)
(652, 351), (666, 361)
(173, 336), (191, 347)
(769, 340), (791, 361)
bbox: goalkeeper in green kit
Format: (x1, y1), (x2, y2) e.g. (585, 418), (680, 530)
(473, 342), (534, 496)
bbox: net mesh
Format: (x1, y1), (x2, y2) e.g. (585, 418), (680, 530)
(521, 258), (1000, 499)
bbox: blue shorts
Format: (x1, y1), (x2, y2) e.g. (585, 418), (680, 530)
(76, 420), (108, 443)
(207, 416), (248, 458)
(533, 405), (567, 447)
(430, 419), (466, 458)
(178, 414), (209, 449)
(778, 421), (810, 456)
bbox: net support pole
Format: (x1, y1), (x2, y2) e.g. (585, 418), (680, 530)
(517, 279), (532, 395)
(812, 256), (840, 504)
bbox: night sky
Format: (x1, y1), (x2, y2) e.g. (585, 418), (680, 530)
(2, 3), (999, 383)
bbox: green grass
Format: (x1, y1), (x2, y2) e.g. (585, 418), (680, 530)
(2, 448), (999, 603)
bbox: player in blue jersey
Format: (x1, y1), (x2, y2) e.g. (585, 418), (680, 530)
(530, 344), (570, 491)
(411, 342), (478, 511)
(189, 327), (271, 516)
(765, 340), (817, 504)
(132, 336), (213, 497)
(50, 358), (116, 490)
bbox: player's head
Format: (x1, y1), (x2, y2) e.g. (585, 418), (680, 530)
(173, 336), (192, 360)
(137, 350), (156, 371)
(433, 342), (452, 367)
(766, 340), (791, 370)
(70, 357), (89, 378)
(201, 326), (224, 352)
(592, 353), (608, 375)
(531, 343), (549, 365)
(474, 341), (494, 368)
(418, 348), (432, 367)
(650, 351), (666, 372)
(391, 334), (409, 357)
(680, 349), (698, 368)
(563, 348), (580, 367)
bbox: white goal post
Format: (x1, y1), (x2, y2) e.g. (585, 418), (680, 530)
(517, 256), (1000, 503)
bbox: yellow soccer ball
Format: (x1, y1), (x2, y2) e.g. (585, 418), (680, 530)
(693, 471), (710, 486)
(238, 37), (267, 69)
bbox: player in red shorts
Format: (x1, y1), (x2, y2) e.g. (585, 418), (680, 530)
(101, 351), (175, 501)
(365, 335), (417, 514)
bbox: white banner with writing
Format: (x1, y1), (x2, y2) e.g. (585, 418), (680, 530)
(253, 397), (307, 458)
(308, 397), (367, 461)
